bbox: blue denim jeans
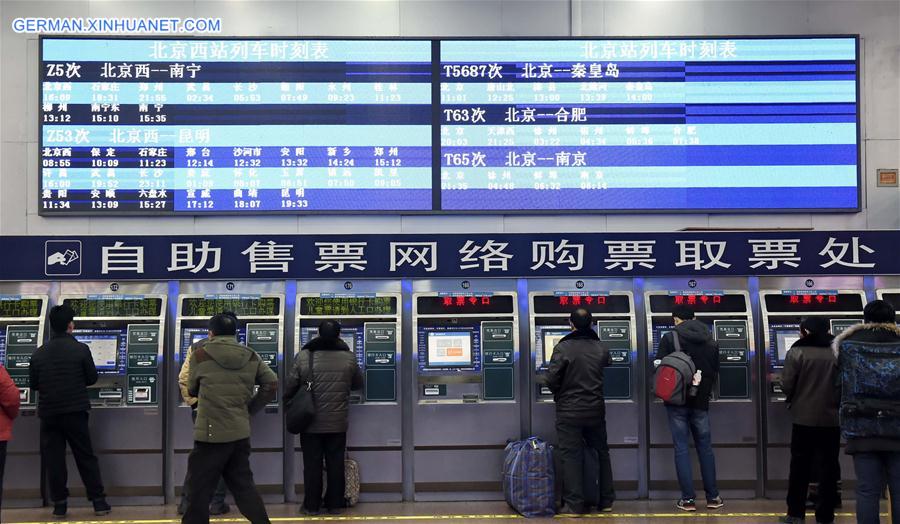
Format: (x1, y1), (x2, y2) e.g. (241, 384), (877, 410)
(852, 451), (900, 524)
(665, 405), (719, 501)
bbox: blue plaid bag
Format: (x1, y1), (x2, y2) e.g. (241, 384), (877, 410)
(839, 338), (900, 440)
(502, 437), (556, 517)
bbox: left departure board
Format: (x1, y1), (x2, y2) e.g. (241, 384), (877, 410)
(63, 297), (163, 317)
(0, 298), (44, 318)
(40, 38), (433, 214)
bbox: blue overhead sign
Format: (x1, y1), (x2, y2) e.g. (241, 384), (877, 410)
(0, 231), (893, 281)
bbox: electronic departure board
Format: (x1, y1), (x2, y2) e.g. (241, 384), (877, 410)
(0, 298), (44, 318)
(63, 297), (163, 317)
(40, 36), (860, 215)
(439, 37), (860, 212)
(181, 296), (280, 317)
(299, 296), (397, 316)
(40, 38), (432, 214)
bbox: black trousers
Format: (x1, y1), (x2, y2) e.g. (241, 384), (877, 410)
(179, 410), (227, 509)
(300, 432), (347, 512)
(787, 424), (840, 523)
(1, 440), (7, 519)
(182, 439), (269, 524)
(40, 412), (106, 502)
(556, 417), (615, 512)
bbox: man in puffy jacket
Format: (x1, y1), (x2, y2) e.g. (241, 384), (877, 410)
(0, 363), (21, 520)
(655, 305), (722, 512)
(285, 320), (362, 516)
(177, 328), (229, 516)
(30, 304), (110, 518)
(833, 300), (900, 524)
(778, 316), (840, 524)
(546, 308), (614, 514)
(182, 312), (277, 524)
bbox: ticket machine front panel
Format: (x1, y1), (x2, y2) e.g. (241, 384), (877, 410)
(59, 282), (167, 503)
(295, 286), (402, 501)
(172, 287), (285, 500)
(760, 284), (865, 496)
(0, 290), (48, 504)
(875, 287), (900, 317)
(528, 285), (640, 496)
(412, 280), (519, 499)
(644, 283), (757, 498)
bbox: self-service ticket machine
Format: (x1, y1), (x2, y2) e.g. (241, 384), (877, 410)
(294, 283), (402, 501)
(0, 287), (48, 505)
(170, 285), (285, 501)
(875, 281), (900, 320)
(411, 280), (519, 499)
(528, 279), (641, 497)
(760, 278), (866, 496)
(644, 280), (757, 498)
(59, 283), (167, 503)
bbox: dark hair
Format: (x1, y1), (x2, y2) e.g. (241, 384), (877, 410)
(318, 320), (342, 339)
(48, 304), (75, 334)
(672, 305), (695, 321)
(569, 308), (593, 330)
(800, 316), (830, 336)
(864, 300), (896, 324)
(208, 311), (238, 336)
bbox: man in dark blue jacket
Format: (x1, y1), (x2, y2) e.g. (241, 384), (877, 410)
(546, 308), (614, 514)
(30, 305), (109, 519)
(834, 300), (900, 524)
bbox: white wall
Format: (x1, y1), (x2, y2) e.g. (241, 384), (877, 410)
(1, 0), (897, 236)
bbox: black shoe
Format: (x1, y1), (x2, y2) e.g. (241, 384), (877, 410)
(93, 498), (112, 516)
(52, 501), (67, 519)
(558, 504), (585, 515)
(600, 505), (613, 513)
(676, 498), (697, 512)
(707, 496), (724, 510)
(209, 502), (230, 515)
(327, 507), (343, 515)
(778, 516), (805, 523)
(177, 498), (186, 516)
(300, 506), (320, 516)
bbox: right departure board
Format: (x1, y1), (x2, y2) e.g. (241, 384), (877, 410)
(439, 37), (859, 212)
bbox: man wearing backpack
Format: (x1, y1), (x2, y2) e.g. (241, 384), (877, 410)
(833, 300), (900, 524)
(546, 308), (615, 515)
(655, 305), (723, 512)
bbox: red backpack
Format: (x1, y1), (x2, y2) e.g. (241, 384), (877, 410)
(654, 332), (697, 405)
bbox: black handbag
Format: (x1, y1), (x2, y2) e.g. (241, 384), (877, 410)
(286, 350), (316, 434)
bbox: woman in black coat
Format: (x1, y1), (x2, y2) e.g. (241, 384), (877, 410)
(285, 320), (363, 516)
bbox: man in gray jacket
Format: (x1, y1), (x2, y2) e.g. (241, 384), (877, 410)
(779, 316), (839, 524)
(285, 320), (363, 516)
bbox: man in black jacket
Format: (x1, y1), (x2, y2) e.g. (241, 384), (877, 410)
(29, 305), (110, 519)
(546, 308), (614, 514)
(834, 300), (900, 524)
(655, 305), (722, 512)
(285, 320), (363, 516)
(778, 316), (839, 524)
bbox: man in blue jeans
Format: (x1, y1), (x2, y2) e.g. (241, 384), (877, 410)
(833, 300), (900, 524)
(655, 305), (723, 512)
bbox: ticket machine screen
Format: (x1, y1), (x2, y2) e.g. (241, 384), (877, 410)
(426, 331), (474, 368)
(542, 329), (569, 364)
(191, 332), (207, 346)
(74, 330), (125, 373)
(774, 329), (801, 363)
(300, 326), (363, 366)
